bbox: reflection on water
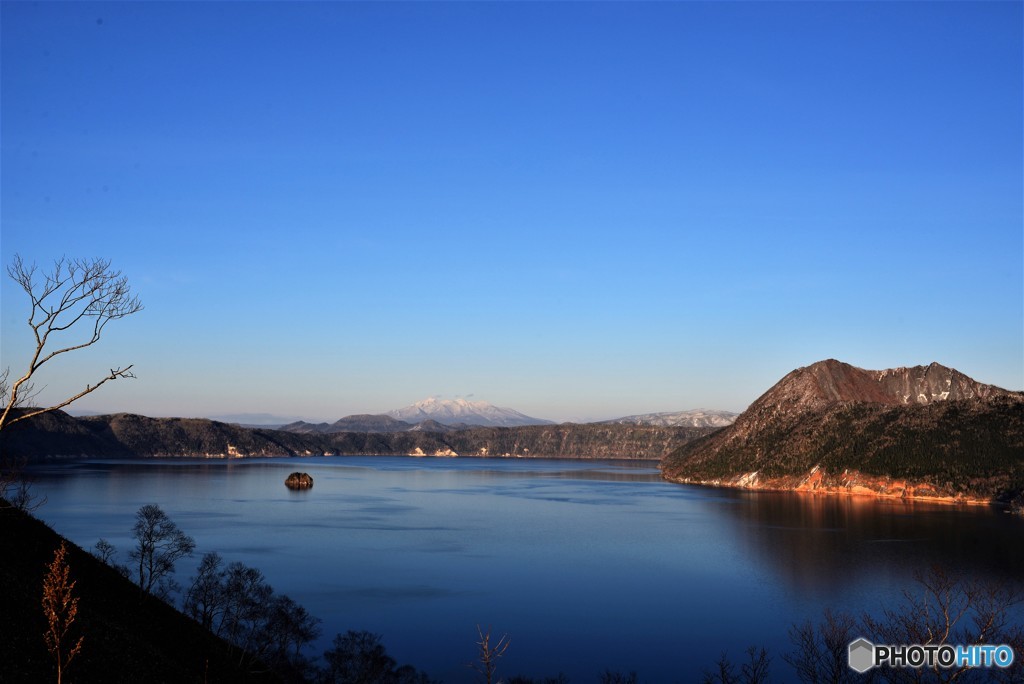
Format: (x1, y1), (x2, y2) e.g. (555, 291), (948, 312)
(25, 457), (1024, 683)
(716, 489), (1024, 596)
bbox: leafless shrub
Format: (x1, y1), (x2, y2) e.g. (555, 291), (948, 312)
(42, 541), (84, 684)
(702, 646), (770, 684)
(470, 625), (511, 684)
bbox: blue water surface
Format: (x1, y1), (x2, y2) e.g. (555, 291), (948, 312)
(25, 456), (1024, 683)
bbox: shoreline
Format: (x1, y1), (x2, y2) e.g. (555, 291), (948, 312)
(660, 466), (1009, 511)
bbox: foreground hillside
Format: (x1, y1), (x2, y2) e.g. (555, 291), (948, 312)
(661, 360), (1024, 508)
(0, 410), (715, 461)
(0, 501), (275, 682)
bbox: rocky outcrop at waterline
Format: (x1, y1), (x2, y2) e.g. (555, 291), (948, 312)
(285, 472), (314, 489)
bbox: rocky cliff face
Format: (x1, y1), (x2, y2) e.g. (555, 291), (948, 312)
(661, 360), (1024, 507)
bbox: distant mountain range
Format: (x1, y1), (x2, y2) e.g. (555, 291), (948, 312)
(279, 398), (553, 433)
(280, 399), (736, 433)
(386, 397), (554, 427)
(1, 408), (714, 462)
(207, 412), (306, 427)
(661, 359), (1024, 509)
(281, 414), (414, 434)
(599, 409), (738, 428)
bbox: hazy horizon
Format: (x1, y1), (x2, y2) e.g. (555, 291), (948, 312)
(65, 395), (743, 426)
(3, 2), (1021, 424)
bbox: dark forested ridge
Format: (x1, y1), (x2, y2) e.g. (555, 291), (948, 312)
(661, 360), (1024, 507)
(0, 409), (716, 461)
(0, 501), (277, 683)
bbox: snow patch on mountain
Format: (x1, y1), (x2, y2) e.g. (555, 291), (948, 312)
(601, 409), (738, 428)
(386, 397), (554, 427)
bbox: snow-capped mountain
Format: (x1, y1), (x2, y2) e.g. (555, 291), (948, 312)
(600, 409), (738, 428)
(386, 397), (553, 427)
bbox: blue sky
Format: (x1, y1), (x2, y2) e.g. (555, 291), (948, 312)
(2, 1), (1021, 423)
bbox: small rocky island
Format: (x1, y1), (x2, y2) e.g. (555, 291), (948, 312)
(284, 472), (314, 489)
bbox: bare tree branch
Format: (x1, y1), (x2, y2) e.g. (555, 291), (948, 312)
(0, 255), (142, 431)
(0, 455), (47, 512)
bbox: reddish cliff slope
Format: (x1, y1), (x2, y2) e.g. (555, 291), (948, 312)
(661, 360), (1024, 508)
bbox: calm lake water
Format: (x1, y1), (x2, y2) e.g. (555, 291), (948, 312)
(25, 457), (1024, 683)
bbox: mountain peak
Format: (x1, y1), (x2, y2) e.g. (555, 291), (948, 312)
(736, 359), (1015, 432)
(409, 397), (482, 411)
(661, 359), (1024, 505)
(386, 398), (553, 427)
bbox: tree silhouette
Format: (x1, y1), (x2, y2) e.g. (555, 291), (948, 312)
(129, 504), (195, 601)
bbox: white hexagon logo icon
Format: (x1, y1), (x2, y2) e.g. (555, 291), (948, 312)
(848, 638), (875, 673)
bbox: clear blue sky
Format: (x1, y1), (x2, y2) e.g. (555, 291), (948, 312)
(2, 1), (1021, 423)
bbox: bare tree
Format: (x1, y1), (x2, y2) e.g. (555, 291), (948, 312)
(219, 561), (276, 666)
(129, 503), (195, 601)
(773, 567), (1022, 684)
(91, 538), (117, 565)
(262, 593), (322, 679)
(0, 255), (142, 432)
(185, 555), (325, 678)
(42, 541), (84, 684)
(322, 630), (421, 684)
(470, 625), (511, 684)
(784, 609), (863, 684)
(0, 455), (46, 511)
(91, 538), (130, 578)
(701, 649), (770, 684)
(600, 671), (639, 684)
(860, 566), (1023, 684)
(184, 551), (228, 632)
(263, 594), (322, 663)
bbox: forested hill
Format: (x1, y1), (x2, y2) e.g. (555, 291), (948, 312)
(0, 501), (275, 682)
(0, 409), (716, 461)
(661, 360), (1024, 508)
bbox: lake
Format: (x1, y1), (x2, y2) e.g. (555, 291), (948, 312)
(24, 456), (1024, 683)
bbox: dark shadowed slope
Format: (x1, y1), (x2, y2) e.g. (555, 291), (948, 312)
(0, 501), (277, 682)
